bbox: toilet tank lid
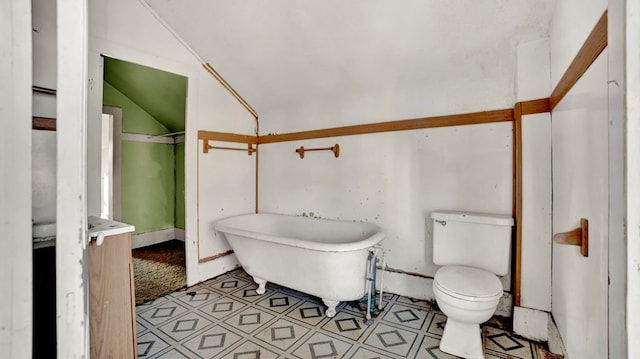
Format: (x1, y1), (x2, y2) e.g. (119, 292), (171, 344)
(431, 211), (514, 226)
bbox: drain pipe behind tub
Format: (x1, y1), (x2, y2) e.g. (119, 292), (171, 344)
(378, 250), (386, 310)
(365, 246), (384, 321)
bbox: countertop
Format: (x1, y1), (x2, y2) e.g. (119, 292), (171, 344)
(88, 216), (135, 238)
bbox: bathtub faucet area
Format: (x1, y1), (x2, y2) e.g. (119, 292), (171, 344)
(215, 213), (385, 318)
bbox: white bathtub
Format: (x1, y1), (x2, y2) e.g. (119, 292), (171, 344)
(215, 213), (385, 317)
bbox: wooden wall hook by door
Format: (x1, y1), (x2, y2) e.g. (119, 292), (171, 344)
(553, 218), (588, 257)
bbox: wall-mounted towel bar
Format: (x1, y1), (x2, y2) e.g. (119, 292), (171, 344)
(296, 144), (340, 159)
(203, 141), (256, 155)
(553, 218), (588, 257)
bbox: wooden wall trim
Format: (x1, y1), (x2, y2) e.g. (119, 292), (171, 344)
(550, 10), (608, 110)
(198, 130), (258, 144)
(521, 98), (551, 115)
(513, 103), (524, 307)
(198, 250), (234, 264)
(259, 109), (514, 144)
(32, 117), (56, 131)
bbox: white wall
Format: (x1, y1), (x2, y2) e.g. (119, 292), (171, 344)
(607, 0), (629, 357)
(620, 0), (640, 357)
(259, 124), (514, 300)
(549, 2), (609, 357)
(87, 0), (256, 285)
(0, 0), (32, 356)
(511, 38), (553, 341)
(517, 39), (552, 313)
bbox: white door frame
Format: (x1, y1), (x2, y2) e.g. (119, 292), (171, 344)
(56, 0), (89, 357)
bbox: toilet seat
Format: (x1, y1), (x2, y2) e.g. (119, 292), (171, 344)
(434, 265), (502, 302)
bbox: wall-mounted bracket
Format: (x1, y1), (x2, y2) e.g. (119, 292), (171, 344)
(296, 144), (340, 159)
(553, 218), (588, 257)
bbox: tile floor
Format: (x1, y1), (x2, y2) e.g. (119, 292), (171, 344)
(136, 269), (546, 359)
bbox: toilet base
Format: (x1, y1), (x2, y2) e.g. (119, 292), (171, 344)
(439, 317), (484, 359)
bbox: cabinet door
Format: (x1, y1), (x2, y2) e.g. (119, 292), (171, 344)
(88, 233), (136, 358)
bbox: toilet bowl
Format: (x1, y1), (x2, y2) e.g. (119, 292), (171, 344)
(433, 265), (502, 359)
(430, 211), (513, 359)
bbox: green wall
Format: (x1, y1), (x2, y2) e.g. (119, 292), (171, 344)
(104, 81), (184, 234)
(121, 141), (176, 233)
(103, 82), (169, 135)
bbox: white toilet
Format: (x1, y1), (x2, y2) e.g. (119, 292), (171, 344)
(431, 211), (514, 359)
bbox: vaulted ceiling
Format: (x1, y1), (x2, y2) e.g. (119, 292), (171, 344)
(144, 0), (556, 124)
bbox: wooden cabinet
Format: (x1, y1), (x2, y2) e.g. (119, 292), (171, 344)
(88, 232), (137, 358)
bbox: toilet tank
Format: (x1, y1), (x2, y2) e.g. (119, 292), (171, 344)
(432, 211), (514, 276)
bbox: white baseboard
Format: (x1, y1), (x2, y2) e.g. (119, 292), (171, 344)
(377, 269), (513, 317)
(175, 228), (185, 241)
(547, 314), (568, 357)
(132, 228), (183, 249)
(378, 270), (434, 302)
(513, 306), (549, 341)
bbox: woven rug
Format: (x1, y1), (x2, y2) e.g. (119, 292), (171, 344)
(132, 239), (186, 305)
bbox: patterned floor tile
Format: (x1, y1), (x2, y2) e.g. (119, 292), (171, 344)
(137, 330), (171, 358)
(198, 297), (247, 320)
(218, 340), (283, 359)
(424, 311), (447, 337)
(135, 269), (548, 359)
(158, 311), (214, 342)
(363, 322), (419, 358)
(348, 346), (404, 359)
(173, 288), (223, 308)
(286, 301), (329, 327)
(256, 292), (303, 314)
(395, 296), (433, 311)
(414, 334), (459, 359)
(153, 348), (191, 358)
(138, 301), (189, 327)
(292, 332), (353, 359)
(137, 320), (148, 336)
(136, 296), (173, 314)
(207, 277), (254, 293)
(381, 303), (429, 331)
(223, 306), (276, 334)
(254, 318), (311, 351)
(181, 324), (243, 358)
(231, 285), (274, 303)
(483, 326), (536, 359)
(321, 311), (370, 341)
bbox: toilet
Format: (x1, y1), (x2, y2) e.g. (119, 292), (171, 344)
(431, 211), (514, 359)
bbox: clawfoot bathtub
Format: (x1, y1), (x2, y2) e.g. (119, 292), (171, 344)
(215, 213), (384, 317)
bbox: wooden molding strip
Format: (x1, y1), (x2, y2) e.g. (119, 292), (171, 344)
(513, 103), (523, 306)
(198, 250), (234, 264)
(259, 109), (514, 144)
(121, 133), (175, 144)
(203, 63), (259, 120)
(32, 117), (56, 131)
(550, 10), (608, 110)
(198, 130), (258, 144)
(520, 98), (551, 115)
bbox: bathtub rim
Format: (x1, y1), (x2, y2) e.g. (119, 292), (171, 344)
(214, 212), (385, 252)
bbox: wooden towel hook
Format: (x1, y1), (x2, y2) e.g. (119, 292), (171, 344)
(553, 218), (588, 257)
(296, 144), (340, 159)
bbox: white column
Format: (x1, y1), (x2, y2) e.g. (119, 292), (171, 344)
(57, 0), (89, 357)
(0, 0), (33, 357)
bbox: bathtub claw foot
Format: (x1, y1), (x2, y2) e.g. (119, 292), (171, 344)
(323, 300), (339, 317)
(253, 277), (267, 295)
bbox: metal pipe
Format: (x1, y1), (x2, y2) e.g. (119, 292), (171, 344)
(378, 251), (386, 310)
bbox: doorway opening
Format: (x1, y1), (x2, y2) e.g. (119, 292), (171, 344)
(102, 56), (188, 304)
